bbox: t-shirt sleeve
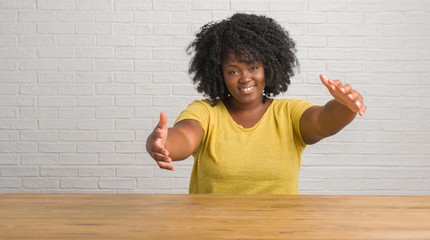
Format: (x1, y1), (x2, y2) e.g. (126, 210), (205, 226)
(288, 99), (319, 147)
(174, 100), (211, 137)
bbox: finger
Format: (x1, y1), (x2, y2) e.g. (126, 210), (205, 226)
(320, 74), (336, 91)
(359, 104), (367, 116)
(157, 161), (175, 171)
(153, 151), (171, 162)
(158, 112), (167, 129)
(342, 84), (353, 94)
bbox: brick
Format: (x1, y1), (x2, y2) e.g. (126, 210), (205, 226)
(117, 166), (153, 177)
(78, 143), (113, 153)
(136, 84), (172, 95)
(0, 178), (21, 188)
(77, 72), (113, 83)
(21, 131), (57, 141)
(134, 61), (171, 72)
(346, 0), (384, 12)
(58, 108), (95, 119)
(59, 154), (98, 165)
(58, 59), (93, 71)
(0, 83), (18, 94)
(21, 154), (58, 165)
(57, 12), (93, 22)
(37, 23), (74, 34)
(59, 131), (96, 141)
(192, 0), (229, 10)
(115, 0), (151, 10)
(23, 178), (60, 189)
(39, 120), (75, 130)
(20, 84), (56, 95)
(2, 167), (38, 177)
(99, 154), (134, 165)
(19, 59), (56, 70)
(0, 131), (18, 141)
(153, 96), (189, 107)
(0, 120), (37, 130)
(383, 26), (423, 37)
(346, 25), (381, 36)
(138, 35), (171, 46)
(115, 143), (146, 153)
(309, 0), (345, 11)
(309, 25), (344, 36)
(38, 96), (75, 107)
(77, 96), (113, 107)
(114, 24), (151, 35)
(383, 0), (421, 11)
(288, 13), (324, 24)
(0, 23), (36, 34)
(99, 178), (135, 189)
(134, 12), (170, 23)
(37, 0), (74, 10)
(39, 143), (76, 153)
(0, 47), (36, 58)
(153, 0), (191, 10)
(114, 48), (151, 59)
(365, 13), (403, 24)
(152, 72), (190, 83)
(0, 108), (16, 118)
(96, 108), (133, 119)
(19, 35), (55, 46)
(38, 72), (74, 83)
(96, 36), (134, 46)
(95, 60), (133, 71)
(76, 23), (113, 34)
(79, 167), (115, 177)
(35, 46), (74, 58)
(268, 0), (305, 11)
(115, 119), (152, 130)
(328, 13), (363, 24)
(77, 120), (113, 130)
(0, 96), (34, 106)
(0, 36), (17, 46)
(114, 72), (151, 83)
(153, 48), (188, 60)
(58, 35), (95, 46)
(76, 0), (113, 10)
(41, 167), (78, 177)
(97, 131), (134, 141)
(76, 47), (113, 58)
(0, 0), (35, 9)
(137, 178), (174, 189)
(115, 96), (152, 107)
(61, 178), (99, 189)
(19, 11), (55, 22)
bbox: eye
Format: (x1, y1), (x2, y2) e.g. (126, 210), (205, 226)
(228, 70), (239, 75)
(250, 66), (259, 71)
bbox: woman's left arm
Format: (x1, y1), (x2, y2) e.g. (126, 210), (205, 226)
(300, 74), (367, 145)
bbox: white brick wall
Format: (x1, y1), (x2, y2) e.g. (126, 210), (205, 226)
(1, 0), (429, 195)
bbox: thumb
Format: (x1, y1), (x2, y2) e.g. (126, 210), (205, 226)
(320, 74), (335, 91)
(158, 112), (167, 129)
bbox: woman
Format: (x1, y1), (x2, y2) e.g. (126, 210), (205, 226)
(146, 13), (366, 194)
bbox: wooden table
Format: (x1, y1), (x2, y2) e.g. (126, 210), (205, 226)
(1, 194), (430, 239)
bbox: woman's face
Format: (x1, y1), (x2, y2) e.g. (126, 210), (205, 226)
(221, 53), (266, 107)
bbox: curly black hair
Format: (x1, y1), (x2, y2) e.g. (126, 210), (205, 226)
(187, 13), (299, 104)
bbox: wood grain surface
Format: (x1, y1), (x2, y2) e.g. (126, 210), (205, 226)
(1, 194), (429, 239)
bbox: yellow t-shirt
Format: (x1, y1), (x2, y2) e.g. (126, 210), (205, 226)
(174, 98), (318, 195)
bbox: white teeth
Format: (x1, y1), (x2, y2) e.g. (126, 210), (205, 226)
(241, 86), (253, 92)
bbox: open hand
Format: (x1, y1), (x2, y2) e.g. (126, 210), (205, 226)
(146, 112), (175, 171)
(320, 74), (366, 116)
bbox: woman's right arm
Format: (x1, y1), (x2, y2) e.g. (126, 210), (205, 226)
(146, 112), (204, 171)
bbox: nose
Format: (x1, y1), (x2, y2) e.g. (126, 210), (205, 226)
(239, 71), (252, 83)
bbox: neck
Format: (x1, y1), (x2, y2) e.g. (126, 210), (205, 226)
(224, 96), (269, 113)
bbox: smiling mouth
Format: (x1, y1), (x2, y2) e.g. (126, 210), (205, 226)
(239, 86), (255, 93)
